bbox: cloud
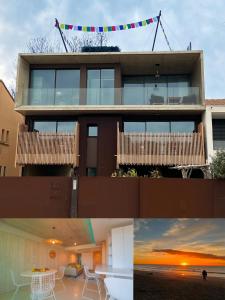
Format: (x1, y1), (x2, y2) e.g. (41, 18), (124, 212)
(152, 249), (225, 261)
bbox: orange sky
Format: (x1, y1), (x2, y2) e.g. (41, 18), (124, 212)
(134, 253), (225, 266)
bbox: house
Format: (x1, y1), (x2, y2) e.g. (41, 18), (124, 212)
(0, 80), (24, 176)
(0, 218), (133, 300)
(15, 50), (206, 178)
(205, 99), (225, 162)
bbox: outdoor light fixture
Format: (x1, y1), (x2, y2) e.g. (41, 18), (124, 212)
(155, 63), (160, 79)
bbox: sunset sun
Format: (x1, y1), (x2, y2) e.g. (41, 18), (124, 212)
(180, 262), (188, 266)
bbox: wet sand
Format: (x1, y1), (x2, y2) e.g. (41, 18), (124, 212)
(134, 270), (225, 300)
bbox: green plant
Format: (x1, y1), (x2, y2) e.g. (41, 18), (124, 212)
(126, 168), (138, 177)
(149, 168), (162, 178)
(111, 168), (138, 177)
(210, 151), (225, 179)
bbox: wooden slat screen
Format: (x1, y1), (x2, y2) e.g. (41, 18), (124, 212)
(117, 130), (205, 166)
(17, 130), (79, 166)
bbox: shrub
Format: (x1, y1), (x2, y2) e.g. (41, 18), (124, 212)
(210, 151), (225, 179)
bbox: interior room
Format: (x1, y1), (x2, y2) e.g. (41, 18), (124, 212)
(0, 218), (133, 300)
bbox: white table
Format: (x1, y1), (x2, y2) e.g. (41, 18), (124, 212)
(95, 265), (133, 278)
(21, 269), (57, 277)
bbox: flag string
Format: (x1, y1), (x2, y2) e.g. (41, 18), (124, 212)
(57, 16), (159, 32)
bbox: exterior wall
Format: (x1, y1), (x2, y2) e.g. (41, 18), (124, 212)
(78, 177), (225, 217)
(0, 177), (72, 217)
(0, 81), (24, 176)
(78, 115), (122, 176)
(204, 105), (225, 162)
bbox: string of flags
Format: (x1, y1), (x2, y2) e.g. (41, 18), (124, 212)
(57, 16), (159, 32)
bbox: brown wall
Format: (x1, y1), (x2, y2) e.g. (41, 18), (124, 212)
(0, 177), (72, 217)
(0, 81), (24, 176)
(78, 116), (121, 176)
(78, 177), (225, 218)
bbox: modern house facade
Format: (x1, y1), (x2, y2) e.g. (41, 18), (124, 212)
(15, 50), (206, 178)
(205, 99), (225, 162)
(0, 80), (24, 176)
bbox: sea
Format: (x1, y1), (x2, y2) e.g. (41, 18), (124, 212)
(134, 264), (225, 278)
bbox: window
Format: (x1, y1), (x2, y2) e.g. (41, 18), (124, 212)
(29, 69), (80, 105)
(55, 70), (80, 105)
(124, 122), (145, 133)
(87, 69), (115, 105)
(213, 119), (225, 150)
(124, 121), (196, 133)
(34, 121), (57, 132)
(57, 122), (76, 133)
(5, 131), (9, 144)
(30, 70), (55, 105)
(1, 129), (5, 143)
(88, 126), (98, 137)
(146, 122), (170, 133)
(86, 168), (97, 176)
(0, 166), (6, 177)
(33, 121), (76, 133)
(123, 75), (190, 105)
(171, 121), (195, 133)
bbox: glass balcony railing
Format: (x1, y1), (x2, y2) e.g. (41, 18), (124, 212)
(19, 86), (201, 106)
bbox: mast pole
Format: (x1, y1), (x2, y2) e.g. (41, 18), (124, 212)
(152, 10), (161, 51)
(55, 18), (68, 52)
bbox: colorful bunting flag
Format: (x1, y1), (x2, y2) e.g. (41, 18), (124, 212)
(58, 16), (158, 32)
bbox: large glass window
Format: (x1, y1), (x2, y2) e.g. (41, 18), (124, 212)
(87, 69), (114, 105)
(213, 119), (225, 150)
(33, 121), (76, 133)
(55, 70), (80, 105)
(124, 121), (195, 133)
(146, 121), (170, 133)
(123, 75), (190, 105)
(30, 70), (55, 105)
(171, 121), (195, 133)
(29, 69), (80, 105)
(124, 122), (145, 133)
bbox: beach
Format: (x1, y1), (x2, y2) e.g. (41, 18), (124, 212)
(134, 270), (225, 300)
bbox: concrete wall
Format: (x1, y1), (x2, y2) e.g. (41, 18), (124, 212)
(78, 177), (225, 218)
(0, 81), (24, 176)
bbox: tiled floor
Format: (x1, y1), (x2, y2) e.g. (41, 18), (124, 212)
(0, 276), (106, 300)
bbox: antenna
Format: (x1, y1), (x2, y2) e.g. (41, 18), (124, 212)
(152, 10), (161, 51)
(55, 18), (68, 52)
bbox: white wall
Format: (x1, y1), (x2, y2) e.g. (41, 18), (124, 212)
(81, 252), (93, 269)
(204, 106), (225, 162)
(0, 223), (72, 293)
(112, 225), (133, 269)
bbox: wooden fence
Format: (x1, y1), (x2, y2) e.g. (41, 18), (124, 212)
(117, 128), (205, 166)
(16, 125), (79, 166)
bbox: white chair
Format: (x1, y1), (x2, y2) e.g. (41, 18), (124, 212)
(56, 266), (65, 281)
(10, 270), (30, 295)
(104, 277), (133, 300)
(82, 265), (101, 300)
(31, 272), (56, 300)
(56, 266), (65, 288)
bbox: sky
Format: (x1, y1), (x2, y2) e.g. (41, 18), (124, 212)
(0, 0), (225, 98)
(134, 219), (225, 266)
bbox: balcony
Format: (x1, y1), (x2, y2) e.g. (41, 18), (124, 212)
(16, 126), (79, 166)
(117, 129), (205, 166)
(18, 86), (201, 107)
